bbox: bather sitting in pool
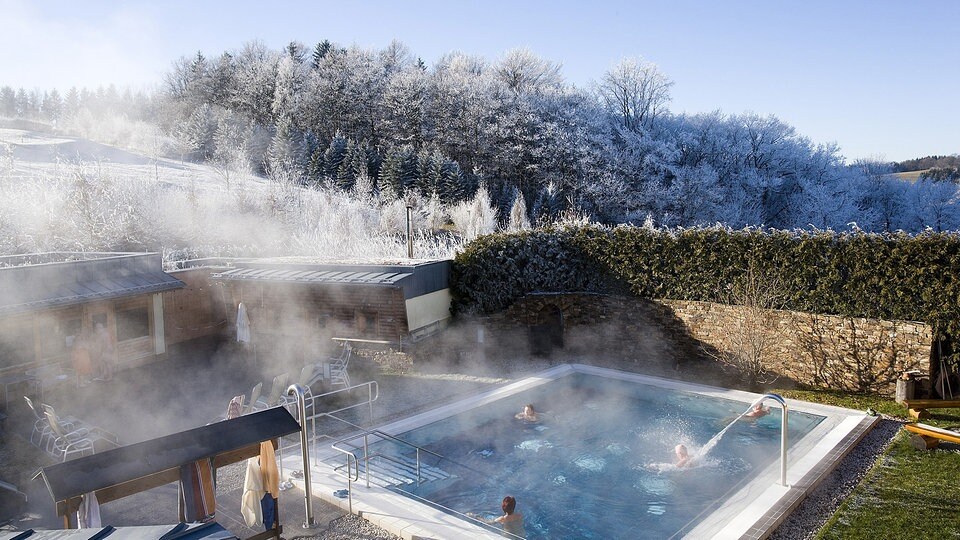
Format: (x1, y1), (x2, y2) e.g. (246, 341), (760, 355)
(515, 403), (539, 423)
(743, 403), (770, 420)
(469, 495), (526, 537)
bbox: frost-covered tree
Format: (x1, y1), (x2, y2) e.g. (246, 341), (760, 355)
(494, 48), (563, 95)
(450, 182), (498, 240)
(597, 57), (673, 132)
(508, 189), (531, 231)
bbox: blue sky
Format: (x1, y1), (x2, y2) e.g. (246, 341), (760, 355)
(1, 0), (957, 162)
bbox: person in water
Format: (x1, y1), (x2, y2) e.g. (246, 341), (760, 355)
(743, 403), (770, 419)
(674, 444), (691, 468)
(515, 403), (539, 422)
(471, 495), (525, 537)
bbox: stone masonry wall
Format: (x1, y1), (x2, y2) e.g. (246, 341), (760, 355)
(494, 294), (932, 396)
(660, 299), (932, 395)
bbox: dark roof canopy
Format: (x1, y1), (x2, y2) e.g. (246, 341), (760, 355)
(35, 407), (300, 507)
(0, 252), (184, 316)
(212, 267), (411, 286)
(210, 260), (450, 300)
(0, 521), (237, 540)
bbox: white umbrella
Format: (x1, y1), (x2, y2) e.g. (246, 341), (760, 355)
(236, 303), (251, 344)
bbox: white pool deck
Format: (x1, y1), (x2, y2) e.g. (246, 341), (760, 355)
(281, 364), (877, 540)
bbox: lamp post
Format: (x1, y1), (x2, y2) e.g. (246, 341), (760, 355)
(405, 204), (414, 259)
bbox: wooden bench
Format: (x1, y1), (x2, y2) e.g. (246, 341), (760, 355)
(904, 422), (960, 449)
(902, 399), (960, 420)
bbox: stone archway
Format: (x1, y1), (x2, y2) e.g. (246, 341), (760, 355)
(529, 304), (564, 356)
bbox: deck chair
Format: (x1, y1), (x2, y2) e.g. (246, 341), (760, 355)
(329, 343), (352, 389)
(279, 365), (316, 408)
(24, 396), (57, 449)
(225, 395), (245, 420)
(42, 404), (119, 451)
(44, 410), (95, 461)
(255, 373), (289, 409)
(244, 382), (263, 414)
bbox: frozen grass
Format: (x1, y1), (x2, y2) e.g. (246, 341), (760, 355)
(0, 128), (486, 264)
(774, 388), (960, 539)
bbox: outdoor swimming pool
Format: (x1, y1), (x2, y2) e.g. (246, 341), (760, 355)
(300, 365), (877, 539)
(372, 372), (823, 539)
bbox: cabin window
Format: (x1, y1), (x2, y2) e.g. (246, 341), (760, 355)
(40, 317), (81, 358)
(116, 307), (150, 341)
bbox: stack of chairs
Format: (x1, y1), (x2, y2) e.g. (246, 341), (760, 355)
(24, 397), (119, 461)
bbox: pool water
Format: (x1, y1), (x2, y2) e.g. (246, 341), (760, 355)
(372, 373), (823, 539)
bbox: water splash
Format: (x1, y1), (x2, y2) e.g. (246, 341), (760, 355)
(697, 397), (767, 459)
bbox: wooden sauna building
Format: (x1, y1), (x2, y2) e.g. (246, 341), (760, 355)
(0, 252), (185, 406)
(211, 260), (451, 363)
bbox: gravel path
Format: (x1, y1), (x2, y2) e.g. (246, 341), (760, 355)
(768, 417), (903, 540)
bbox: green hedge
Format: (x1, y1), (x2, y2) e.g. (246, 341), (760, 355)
(451, 225), (960, 353)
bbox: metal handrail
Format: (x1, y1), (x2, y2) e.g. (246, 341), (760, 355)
(329, 445), (359, 514)
(276, 380), (379, 471)
(331, 426), (443, 489)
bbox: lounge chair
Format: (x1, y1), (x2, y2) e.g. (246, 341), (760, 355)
(244, 382), (263, 414)
(23, 396), (57, 450)
(255, 373), (289, 409)
(904, 422), (960, 449)
(329, 343), (352, 389)
(44, 410), (95, 461)
(279, 365), (315, 408)
(41, 404), (119, 452)
(225, 395), (245, 420)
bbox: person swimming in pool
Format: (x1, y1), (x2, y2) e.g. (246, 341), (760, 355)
(515, 403), (539, 423)
(743, 402), (770, 420)
(674, 444), (691, 468)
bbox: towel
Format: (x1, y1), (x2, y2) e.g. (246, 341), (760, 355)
(179, 459), (216, 522)
(241, 457), (264, 527)
(77, 491), (101, 528)
(260, 441), (280, 497)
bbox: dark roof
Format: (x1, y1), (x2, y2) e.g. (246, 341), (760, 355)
(35, 407), (300, 505)
(210, 260), (450, 300)
(0, 522), (237, 540)
(0, 253), (184, 316)
(212, 267), (411, 286)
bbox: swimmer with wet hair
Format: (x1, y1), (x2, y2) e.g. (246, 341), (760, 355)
(470, 495), (525, 536)
(515, 403), (539, 422)
(743, 402), (770, 419)
(674, 444), (690, 468)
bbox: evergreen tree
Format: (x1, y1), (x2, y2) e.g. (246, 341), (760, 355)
(311, 40), (332, 69)
(380, 145), (418, 198)
(323, 134), (349, 181)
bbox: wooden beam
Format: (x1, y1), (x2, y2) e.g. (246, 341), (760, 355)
(94, 469), (181, 507)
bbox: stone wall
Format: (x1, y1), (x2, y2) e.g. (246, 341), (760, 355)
(491, 293), (932, 395)
(660, 299), (932, 395)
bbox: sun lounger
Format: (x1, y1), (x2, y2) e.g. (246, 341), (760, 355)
(904, 422), (960, 449)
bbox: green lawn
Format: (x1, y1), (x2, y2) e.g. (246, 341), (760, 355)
(775, 389), (960, 539)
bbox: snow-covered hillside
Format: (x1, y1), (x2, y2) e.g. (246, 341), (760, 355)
(0, 127), (470, 264)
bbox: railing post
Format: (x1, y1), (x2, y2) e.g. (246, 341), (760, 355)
(364, 433), (370, 488)
(763, 393), (789, 487)
(287, 384), (317, 529)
